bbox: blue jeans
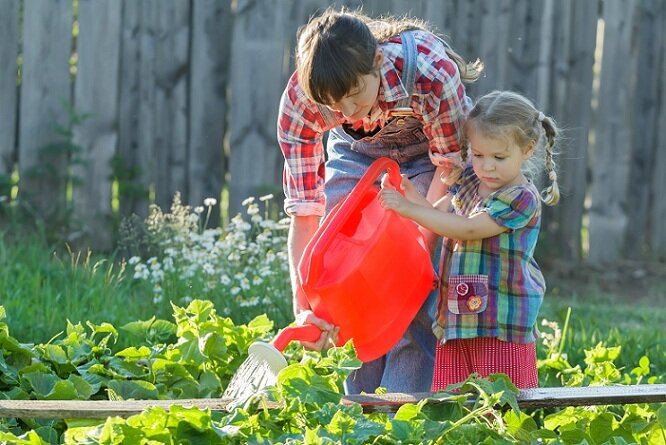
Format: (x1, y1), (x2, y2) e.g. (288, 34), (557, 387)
(324, 124), (438, 394)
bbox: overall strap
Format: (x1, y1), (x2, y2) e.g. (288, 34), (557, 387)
(395, 31), (418, 112)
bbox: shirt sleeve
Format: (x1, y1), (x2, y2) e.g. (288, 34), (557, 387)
(483, 186), (540, 231)
(277, 73), (327, 217)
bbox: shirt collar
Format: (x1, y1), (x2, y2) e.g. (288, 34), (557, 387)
(378, 48), (410, 106)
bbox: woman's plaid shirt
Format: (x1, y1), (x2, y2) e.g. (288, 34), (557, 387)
(277, 30), (471, 217)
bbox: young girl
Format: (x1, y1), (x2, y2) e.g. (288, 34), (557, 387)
(379, 90), (559, 389)
(277, 8), (482, 394)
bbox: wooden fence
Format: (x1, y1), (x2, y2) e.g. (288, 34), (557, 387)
(0, 0), (664, 262)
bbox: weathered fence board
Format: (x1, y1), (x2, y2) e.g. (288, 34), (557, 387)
(543, 0), (597, 260)
(625, 0), (664, 259)
(0, 0), (19, 189)
(187, 0), (232, 223)
(152, 0), (191, 211)
(18, 0), (73, 218)
(227, 0), (291, 216)
(71, 0), (122, 250)
(117, 0), (146, 217)
(588, 0), (640, 263)
(0, 385), (663, 419)
(651, 6), (666, 260)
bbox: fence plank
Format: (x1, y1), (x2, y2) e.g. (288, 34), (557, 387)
(542, 0), (597, 261)
(651, 7), (666, 260)
(187, 0), (232, 224)
(227, 0), (312, 216)
(588, 0), (639, 263)
(475, 0), (513, 95)
(0, 0), (19, 189)
(18, 0), (73, 218)
(627, 0), (665, 259)
(117, 0), (147, 218)
(0, 385), (663, 419)
(152, 1), (191, 211)
(71, 0), (122, 250)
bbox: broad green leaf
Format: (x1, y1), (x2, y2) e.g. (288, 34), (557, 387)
(24, 372), (78, 400)
(589, 412), (615, 444)
(394, 403), (420, 421)
(105, 357), (150, 379)
(116, 346), (152, 359)
(107, 380), (158, 400)
(68, 374), (94, 399)
(199, 332), (227, 361)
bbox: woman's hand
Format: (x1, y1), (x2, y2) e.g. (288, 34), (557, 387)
(295, 310), (340, 351)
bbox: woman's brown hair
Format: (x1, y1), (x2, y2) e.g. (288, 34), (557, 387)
(296, 8), (483, 106)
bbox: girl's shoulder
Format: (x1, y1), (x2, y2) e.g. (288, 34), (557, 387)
(482, 182), (541, 230)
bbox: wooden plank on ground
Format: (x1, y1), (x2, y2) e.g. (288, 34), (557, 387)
(0, 384), (663, 419)
(71, 0), (122, 250)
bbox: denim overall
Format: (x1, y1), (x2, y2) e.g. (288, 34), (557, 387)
(319, 32), (438, 394)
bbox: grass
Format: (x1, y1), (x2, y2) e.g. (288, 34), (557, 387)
(0, 232), (169, 345)
(538, 290), (666, 379)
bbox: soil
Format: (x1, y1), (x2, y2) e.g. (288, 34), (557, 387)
(543, 259), (666, 305)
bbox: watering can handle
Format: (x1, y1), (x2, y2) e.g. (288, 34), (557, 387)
(307, 157), (403, 281)
(272, 324), (323, 352)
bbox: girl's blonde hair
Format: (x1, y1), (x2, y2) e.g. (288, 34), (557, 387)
(296, 7), (483, 106)
(457, 90), (560, 206)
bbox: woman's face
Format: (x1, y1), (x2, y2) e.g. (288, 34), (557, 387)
(326, 49), (383, 122)
(327, 72), (381, 122)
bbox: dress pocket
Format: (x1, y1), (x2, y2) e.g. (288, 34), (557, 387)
(447, 275), (489, 315)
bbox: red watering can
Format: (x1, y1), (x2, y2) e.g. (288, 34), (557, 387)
(265, 157), (434, 363)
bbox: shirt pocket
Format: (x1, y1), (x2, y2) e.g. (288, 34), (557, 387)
(447, 274), (489, 315)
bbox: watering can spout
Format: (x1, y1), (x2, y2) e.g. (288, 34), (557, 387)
(242, 324), (323, 382)
(271, 324), (323, 352)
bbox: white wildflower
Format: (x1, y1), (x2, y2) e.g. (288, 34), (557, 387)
(128, 256), (141, 265)
(230, 286), (241, 296)
(259, 194), (274, 202)
(241, 197), (255, 206)
(204, 197), (218, 207)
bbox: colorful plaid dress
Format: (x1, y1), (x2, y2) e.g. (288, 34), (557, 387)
(433, 165), (546, 344)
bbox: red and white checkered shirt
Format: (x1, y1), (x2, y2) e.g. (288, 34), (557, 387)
(277, 30), (471, 216)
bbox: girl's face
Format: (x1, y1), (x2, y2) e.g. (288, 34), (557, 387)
(328, 72), (381, 122)
(467, 126), (534, 193)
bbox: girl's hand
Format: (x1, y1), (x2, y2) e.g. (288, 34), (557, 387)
(295, 310), (340, 351)
(379, 187), (413, 216)
(381, 174), (421, 203)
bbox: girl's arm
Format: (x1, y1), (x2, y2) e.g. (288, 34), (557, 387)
(379, 187), (507, 241)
